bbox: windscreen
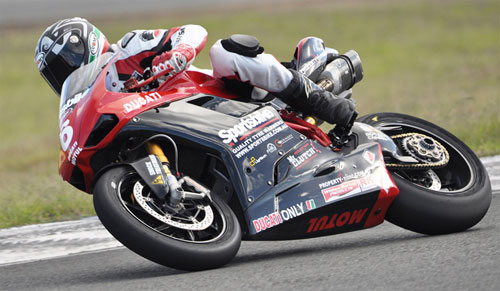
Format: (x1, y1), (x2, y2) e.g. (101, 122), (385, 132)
(59, 52), (113, 121)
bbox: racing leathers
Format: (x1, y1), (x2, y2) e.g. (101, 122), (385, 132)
(209, 35), (356, 127)
(105, 24), (207, 92)
(106, 25), (356, 128)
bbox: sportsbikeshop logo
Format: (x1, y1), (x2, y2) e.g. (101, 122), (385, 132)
(218, 109), (275, 144)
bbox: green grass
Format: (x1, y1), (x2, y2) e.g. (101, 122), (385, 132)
(0, 0), (498, 228)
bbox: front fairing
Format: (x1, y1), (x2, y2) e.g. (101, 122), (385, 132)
(57, 53), (233, 192)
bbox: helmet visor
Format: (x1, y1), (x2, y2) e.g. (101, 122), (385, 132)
(40, 35), (86, 96)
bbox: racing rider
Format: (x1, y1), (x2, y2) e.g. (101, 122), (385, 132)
(35, 17), (356, 130)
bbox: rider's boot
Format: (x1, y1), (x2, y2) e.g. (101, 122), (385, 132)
(274, 69), (357, 129)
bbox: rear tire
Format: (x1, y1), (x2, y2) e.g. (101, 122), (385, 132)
(357, 113), (492, 235)
(93, 166), (241, 271)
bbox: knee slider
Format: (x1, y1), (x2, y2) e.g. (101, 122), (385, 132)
(221, 34), (264, 57)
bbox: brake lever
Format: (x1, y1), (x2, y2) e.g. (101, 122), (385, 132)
(125, 67), (173, 91)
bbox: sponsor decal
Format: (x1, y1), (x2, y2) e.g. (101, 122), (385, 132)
(307, 208), (369, 233)
(67, 141), (82, 166)
(253, 212), (282, 233)
(318, 168), (372, 190)
(88, 31), (99, 56)
(365, 131), (391, 141)
(224, 110), (288, 159)
(123, 92), (162, 113)
(322, 180), (359, 201)
(359, 124), (390, 141)
(287, 141), (321, 169)
(253, 201), (314, 233)
(147, 156), (164, 184)
(59, 90), (87, 119)
(145, 161), (155, 176)
(318, 167), (382, 203)
(321, 176), (377, 203)
(274, 134), (293, 148)
(249, 154), (267, 167)
(363, 150), (375, 164)
(266, 143), (277, 154)
(148, 155), (163, 175)
(318, 177), (344, 190)
(218, 109), (275, 144)
(279, 203), (306, 221)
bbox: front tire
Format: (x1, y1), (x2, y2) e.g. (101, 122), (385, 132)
(357, 113), (492, 235)
(93, 166), (241, 271)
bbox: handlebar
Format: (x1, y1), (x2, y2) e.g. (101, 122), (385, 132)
(316, 78), (334, 92)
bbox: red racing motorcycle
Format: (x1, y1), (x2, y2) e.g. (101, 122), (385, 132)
(57, 39), (491, 271)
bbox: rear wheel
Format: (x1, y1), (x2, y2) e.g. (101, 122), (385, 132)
(357, 113), (491, 234)
(93, 166), (241, 271)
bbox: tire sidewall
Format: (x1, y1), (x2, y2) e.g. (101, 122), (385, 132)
(93, 166), (242, 271)
(357, 113), (492, 234)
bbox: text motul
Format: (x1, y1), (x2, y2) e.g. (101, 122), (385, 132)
(307, 208), (368, 233)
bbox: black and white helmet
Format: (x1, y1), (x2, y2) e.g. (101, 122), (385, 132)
(35, 17), (109, 96)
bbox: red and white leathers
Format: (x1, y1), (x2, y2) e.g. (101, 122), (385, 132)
(209, 39), (294, 100)
(105, 24), (207, 92)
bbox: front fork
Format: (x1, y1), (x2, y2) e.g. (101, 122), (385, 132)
(146, 142), (183, 207)
(144, 142), (211, 207)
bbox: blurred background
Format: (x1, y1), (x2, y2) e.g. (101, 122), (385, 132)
(0, 0), (498, 228)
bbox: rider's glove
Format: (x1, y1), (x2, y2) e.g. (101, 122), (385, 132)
(308, 90), (356, 127)
(151, 44), (196, 76)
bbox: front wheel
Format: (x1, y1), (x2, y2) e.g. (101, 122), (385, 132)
(357, 113), (491, 235)
(93, 166), (241, 271)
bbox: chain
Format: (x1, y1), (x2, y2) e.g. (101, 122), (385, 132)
(385, 133), (450, 169)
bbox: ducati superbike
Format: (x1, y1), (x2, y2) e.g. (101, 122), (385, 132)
(57, 39), (491, 271)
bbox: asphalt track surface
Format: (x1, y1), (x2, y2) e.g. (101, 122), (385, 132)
(0, 157), (498, 290)
(1, 192), (499, 291)
(0, 158), (497, 290)
(1, 164), (497, 291)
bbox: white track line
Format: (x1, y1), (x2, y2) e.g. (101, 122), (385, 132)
(0, 217), (122, 266)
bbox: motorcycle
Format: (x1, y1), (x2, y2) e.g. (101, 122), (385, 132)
(57, 37), (491, 271)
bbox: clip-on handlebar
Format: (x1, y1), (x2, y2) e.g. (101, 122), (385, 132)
(125, 67), (174, 92)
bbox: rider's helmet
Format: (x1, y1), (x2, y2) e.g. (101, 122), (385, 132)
(35, 17), (110, 96)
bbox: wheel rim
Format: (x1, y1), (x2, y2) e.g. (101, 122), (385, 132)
(116, 173), (227, 243)
(375, 122), (475, 194)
